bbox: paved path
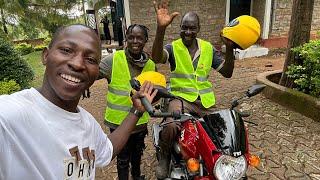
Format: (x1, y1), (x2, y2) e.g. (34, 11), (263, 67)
(79, 56), (320, 180)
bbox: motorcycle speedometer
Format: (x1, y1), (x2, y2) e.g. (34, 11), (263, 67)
(213, 155), (247, 180)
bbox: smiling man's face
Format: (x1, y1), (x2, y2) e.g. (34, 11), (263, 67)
(180, 13), (200, 47)
(40, 25), (101, 111)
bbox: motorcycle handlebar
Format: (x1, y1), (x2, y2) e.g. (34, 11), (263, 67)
(152, 111), (182, 119)
(141, 96), (182, 118)
(141, 97), (154, 114)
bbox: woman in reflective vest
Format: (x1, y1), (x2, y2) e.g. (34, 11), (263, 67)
(98, 24), (156, 180)
(105, 50), (155, 125)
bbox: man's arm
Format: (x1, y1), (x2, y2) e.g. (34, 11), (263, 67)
(97, 55), (112, 83)
(218, 37), (235, 78)
(151, 0), (179, 64)
(108, 81), (157, 158)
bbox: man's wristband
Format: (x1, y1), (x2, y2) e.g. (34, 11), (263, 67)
(129, 107), (143, 118)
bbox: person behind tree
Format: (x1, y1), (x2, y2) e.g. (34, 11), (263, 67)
(99, 24), (156, 180)
(0, 24), (156, 180)
(151, 0), (237, 179)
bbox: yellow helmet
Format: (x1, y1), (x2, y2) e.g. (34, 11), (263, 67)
(135, 71), (166, 88)
(222, 15), (261, 50)
(135, 71), (166, 104)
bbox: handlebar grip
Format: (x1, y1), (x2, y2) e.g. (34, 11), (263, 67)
(141, 97), (154, 114)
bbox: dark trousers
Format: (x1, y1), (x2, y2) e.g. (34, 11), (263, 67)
(110, 128), (147, 180)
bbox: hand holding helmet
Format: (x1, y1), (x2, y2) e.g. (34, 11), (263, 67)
(221, 15), (261, 50)
(131, 81), (158, 113)
(131, 71), (168, 104)
(220, 34), (236, 49)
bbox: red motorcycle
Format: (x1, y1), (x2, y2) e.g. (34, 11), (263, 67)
(131, 80), (264, 180)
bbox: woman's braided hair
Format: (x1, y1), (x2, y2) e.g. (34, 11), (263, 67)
(126, 24), (149, 41)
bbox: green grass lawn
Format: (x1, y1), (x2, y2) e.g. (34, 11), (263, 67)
(23, 51), (44, 88)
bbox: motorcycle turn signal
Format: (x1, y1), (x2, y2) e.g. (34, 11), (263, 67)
(249, 154), (260, 167)
(187, 158), (200, 173)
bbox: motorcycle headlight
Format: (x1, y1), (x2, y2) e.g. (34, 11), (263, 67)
(213, 155), (247, 180)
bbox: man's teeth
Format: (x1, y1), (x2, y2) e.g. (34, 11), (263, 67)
(61, 74), (81, 83)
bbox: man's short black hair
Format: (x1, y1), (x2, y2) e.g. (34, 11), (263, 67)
(126, 24), (149, 41)
(48, 24), (99, 48)
(181, 12), (200, 27)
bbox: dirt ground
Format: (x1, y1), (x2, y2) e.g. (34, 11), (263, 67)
(79, 55), (285, 180)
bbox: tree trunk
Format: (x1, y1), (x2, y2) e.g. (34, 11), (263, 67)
(279, 0), (314, 87)
(0, 8), (8, 34)
(82, 0), (87, 25)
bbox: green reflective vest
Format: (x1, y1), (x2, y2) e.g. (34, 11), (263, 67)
(105, 50), (156, 125)
(170, 38), (215, 108)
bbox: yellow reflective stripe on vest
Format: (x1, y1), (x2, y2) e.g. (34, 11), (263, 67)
(105, 50), (155, 125)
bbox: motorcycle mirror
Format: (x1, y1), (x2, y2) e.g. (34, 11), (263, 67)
(246, 84), (266, 97)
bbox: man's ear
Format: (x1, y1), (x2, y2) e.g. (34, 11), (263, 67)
(42, 47), (49, 65)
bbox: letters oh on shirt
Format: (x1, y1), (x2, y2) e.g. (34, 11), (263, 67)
(64, 146), (96, 180)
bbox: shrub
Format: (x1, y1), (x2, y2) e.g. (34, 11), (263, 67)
(43, 37), (52, 46)
(286, 40), (320, 98)
(0, 79), (21, 95)
(34, 44), (47, 51)
(14, 43), (34, 55)
(0, 37), (34, 89)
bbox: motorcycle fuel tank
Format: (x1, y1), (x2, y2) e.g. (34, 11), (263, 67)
(201, 109), (247, 157)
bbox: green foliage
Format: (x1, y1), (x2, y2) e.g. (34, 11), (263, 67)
(0, 30), (8, 40)
(286, 40), (320, 98)
(0, 37), (34, 89)
(14, 43), (34, 55)
(34, 44), (46, 51)
(0, 79), (21, 95)
(43, 37), (52, 46)
(1, 0), (81, 40)
(33, 36), (49, 51)
(23, 51), (44, 87)
(19, 17), (41, 39)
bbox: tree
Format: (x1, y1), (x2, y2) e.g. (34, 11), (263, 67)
(0, 8), (7, 34)
(279, 0), (315, 87)
(0, 0), (80, 39)
(0, 36), (34, 89)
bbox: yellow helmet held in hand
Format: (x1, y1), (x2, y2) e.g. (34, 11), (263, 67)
(135, 71), (167, 104)
(135, 71), (166, 88)
(222, 15), (261, 50)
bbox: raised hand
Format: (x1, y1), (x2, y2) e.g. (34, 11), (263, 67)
(132, 81), (158, 112)
(153, 0), (179, 28)
(220, 30), (236, 49)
